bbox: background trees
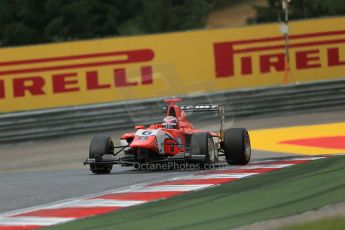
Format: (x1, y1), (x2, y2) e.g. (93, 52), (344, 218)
(252, 0), (345, 24)
(1, 0), (344, 47)
(0, 0), (211, 47)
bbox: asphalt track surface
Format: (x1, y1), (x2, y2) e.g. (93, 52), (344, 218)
(0, 110), (344, 214)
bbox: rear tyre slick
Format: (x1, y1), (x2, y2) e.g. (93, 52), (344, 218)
(223, 128), (251, 165)
(89, 135), (114, 174)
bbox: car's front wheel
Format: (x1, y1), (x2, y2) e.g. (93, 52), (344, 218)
(89, 135), (114, 174)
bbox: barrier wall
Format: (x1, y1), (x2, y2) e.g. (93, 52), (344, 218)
(1, 17), (345, 113)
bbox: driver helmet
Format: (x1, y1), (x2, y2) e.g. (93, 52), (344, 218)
(162, 116), (178, 129)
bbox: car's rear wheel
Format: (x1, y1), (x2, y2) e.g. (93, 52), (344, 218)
(194, 132), (217, 169)
(223, 128), (251, 165)
(89, 135), (114, 174)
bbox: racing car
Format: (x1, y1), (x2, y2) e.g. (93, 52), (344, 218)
(84, 98), (251, 174)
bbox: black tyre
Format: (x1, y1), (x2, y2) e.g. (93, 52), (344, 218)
(89, 135), (114, 174)
(223, 128), (251, 165)
(193, 132), (217, 168)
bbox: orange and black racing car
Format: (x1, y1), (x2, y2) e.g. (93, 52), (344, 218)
(84, 99), (251, 174)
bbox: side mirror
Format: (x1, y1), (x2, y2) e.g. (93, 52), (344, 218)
(135, 125), (145, 130)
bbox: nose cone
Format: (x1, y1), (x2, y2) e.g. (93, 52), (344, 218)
(130, 135), (158, 151)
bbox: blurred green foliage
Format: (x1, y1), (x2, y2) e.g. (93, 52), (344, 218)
(251, 0), (345, 24)
(0, 0), (212, 47)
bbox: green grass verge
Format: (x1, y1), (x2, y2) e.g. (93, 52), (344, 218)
(277, 216), (345, 230)
(49, 156), (345, 230)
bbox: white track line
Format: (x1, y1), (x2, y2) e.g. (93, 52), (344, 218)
(238, 164), (295, 169)
(161, 173), (258, 181)
(0, 216), (74, 226)
(128, 184), (214, 192)
(188, 173), (258, 179)
(287, 157), (326, 161)
(48, 199), (146, 208)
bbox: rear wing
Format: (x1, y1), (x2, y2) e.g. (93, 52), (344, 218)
(162, 104), (225, 140)
(162, 104), (222, 112)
